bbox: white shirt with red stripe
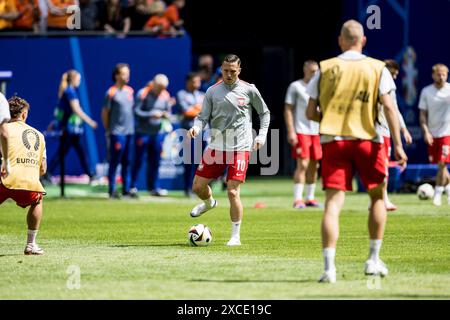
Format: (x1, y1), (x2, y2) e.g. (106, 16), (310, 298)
(285, 79), (319, 135)
(418, 82), (450, 138)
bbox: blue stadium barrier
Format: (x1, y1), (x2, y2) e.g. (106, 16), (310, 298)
(0, 35), (191, 191)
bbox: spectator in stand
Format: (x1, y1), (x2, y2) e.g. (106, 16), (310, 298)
(46, 0), (78, 31)
(98, 0), (130, 34)
(0, 0), (19, 31)
(79, 0), (99, 31)
(143, 0), (174, 36)
(12, 0), (40, 32)
(164, 0), (184, 30)
(126, 0), (152, 31)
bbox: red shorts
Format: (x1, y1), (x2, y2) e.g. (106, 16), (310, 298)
(291, 134), (322, 160)
(0, 184), (43, 208)
(195, 149), (250, 182)
(428, 136), (450, 164)
(322, 140), (387, 191)
(382, 136), (391, 161)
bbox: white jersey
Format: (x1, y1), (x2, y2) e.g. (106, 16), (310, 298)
(285, 79), (319, 135)
(0, 92), (11, 124)
(418, 82), (450, 138)
(307, 50), (396, 143)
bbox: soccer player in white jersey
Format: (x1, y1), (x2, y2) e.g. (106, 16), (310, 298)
(419, 64), (450, 206)
(188, 54), (271, 246)
(376, 59), (412, 211)
(0, 92), (11, 177)
(284, 60), (321, 209)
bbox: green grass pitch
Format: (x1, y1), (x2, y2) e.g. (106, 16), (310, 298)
(0, 178), (449, 299)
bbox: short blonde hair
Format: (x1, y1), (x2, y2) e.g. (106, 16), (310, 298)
(432, 63), (449, 73)
(153, 74), (169, 88)
(340, 19), (364, 44)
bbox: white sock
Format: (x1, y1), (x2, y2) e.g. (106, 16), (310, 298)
(369, 239), (382, 261)
(444, 184), (450, 195)
(294, 183), (304, 201)
(231, 220), (241, 239)
(306, 184), (316, 201)
(203, 196), (215, 208)
(27, 230), (38, 245)
(323, 247), (336, 272)
(383, 188), (390, 205)
(435, 186), (444, 198)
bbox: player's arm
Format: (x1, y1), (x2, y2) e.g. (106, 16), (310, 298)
(250, 86), (270, 150)
(284, 104), (297, 146)
(380, 93), (407, 167)
(190, 90), (212, 138)
(69, 99), (97, 129)
(40, 147), (47, 176)
(101, 92), (111, 132)
(306, 98), (321, 122)
(398, 110), (412, 145)
(418, 89), (433, 145)
(419, 110), (433, 146)
(0, 124), (9, 177)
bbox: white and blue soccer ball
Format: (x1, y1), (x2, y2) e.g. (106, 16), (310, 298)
(417, 183), (434, 200)
(188, 224), (212, 246)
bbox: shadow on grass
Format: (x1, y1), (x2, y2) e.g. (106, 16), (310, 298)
(109, 243), (188, 248)
(188, 279), (315, 284)
(0, 254), (23, 258)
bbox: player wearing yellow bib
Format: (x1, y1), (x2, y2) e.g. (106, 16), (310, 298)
(306, 20), (408, 283)
(0, 96), (47, 255)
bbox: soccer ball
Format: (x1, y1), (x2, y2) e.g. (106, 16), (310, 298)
(417, 183), (434, 200)
(188, 224), (212, 246)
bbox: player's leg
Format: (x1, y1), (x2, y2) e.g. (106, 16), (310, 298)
(72, 134), (93, 179)
(190, 175), (216, 217)
(120, 135), (133, 196)
(108, 134), (125, 198)
(383, 137), (396, 211)
(444, 165), (450, 204)
(226, 179), (243, 246)
(147, 133), (165, 195)
(292, 134), (308, 208)
(305, 159), (320, 207)
(365, 182), (389, 276)
(305, 134), (322, 207)
(434, 161), (447, 206)
(130, 134), (149, 197)
(24, 198), (44, 255)
(355, 140), (389, 276)
(293, 158), (308, 208)
(319, 188), (345, 283)
(318, 141), (351, 283)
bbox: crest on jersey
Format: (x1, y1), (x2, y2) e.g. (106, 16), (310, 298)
(237, 97), (246, 107)
(22, 129), (40, 151)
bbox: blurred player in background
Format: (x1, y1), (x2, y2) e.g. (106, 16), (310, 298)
(0, 92), (11, 176)
(188, 54), (271, 246)
(102, 63), (135, 199)
(284, 60), (321, 209)
(376, 59), (412, 211)
(130, 73), (172, 197)
(176, 72), (205, 197)
(0, 96), (47, 255)
(419, 63), (450, 206)
(306, 20), (407, 283)
(46, 70), (98, 182)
